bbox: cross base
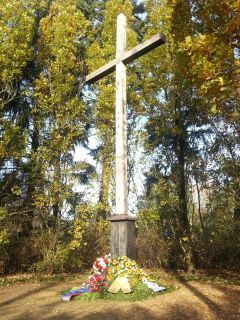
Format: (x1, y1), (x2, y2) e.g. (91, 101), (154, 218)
(107, 215), (136, 260)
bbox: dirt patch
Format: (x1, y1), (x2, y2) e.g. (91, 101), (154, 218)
(0, 271), (240, 320)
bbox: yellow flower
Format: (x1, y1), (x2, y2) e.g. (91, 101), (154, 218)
(130, 277), (135, 285)
(112, 259), (118, 265)
(131, 260), (137, 266)
(125, 261), (131, 268)
(116, 265), (121, 271)
(121, 255), (127, 261)
(128, 269), (133, 275)
(107, 268), (112, 274)
(106, 274), (112, 281)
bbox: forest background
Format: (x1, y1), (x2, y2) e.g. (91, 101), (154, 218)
(0, 0), (239, 275)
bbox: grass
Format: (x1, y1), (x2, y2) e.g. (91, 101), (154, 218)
(176, 274), (240, 286)
(1, 269), (239, 290)
(146, 269), (240, 287)
(0, 272), (87, 287)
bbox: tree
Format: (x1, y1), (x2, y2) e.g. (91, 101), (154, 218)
(135, 0), (240, 271)
(0, 0), (92, 273)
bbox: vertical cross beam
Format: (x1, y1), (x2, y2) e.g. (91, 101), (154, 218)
(115, 13), (128, 216)
(108, 14), (136, 260)
(85, 13), (165, 260)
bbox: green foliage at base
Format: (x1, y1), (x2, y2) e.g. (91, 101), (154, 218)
(73, 291), (102, 301)
(70, 281), (175, 302)
(103, 281), (168, 302)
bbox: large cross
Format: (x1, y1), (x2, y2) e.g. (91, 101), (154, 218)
(85, 13), (165, 259)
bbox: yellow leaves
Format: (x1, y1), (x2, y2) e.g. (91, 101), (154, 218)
(175, 1), (240, 112)
(34, 194), (49, 208)
(180, 28), (237, 109)
(218, 77), (224, 86)
(210, 104), (217, 115)
(34, 2), (88, 161)
(86, 43), (107, 74)
(52, 181), (61, 195)
(87, 0), (137, 66)
(68, 204), (95, 250)
(71, 219), (84, 243)
(38, 0), (88, 62)
(102, 0), (135, 42)
(146, 0), (175, 37)
(11, 186), (21, 196)
(0, 207), (7, 221)
(68, 239), (81, 250)
(0, 0), (36, 83)
(0, 123), (27, 158)
(0, 228), (9, 245)
(182, 33), (214, 57)
(185, 35), (192, 46)
(36, 0), (88, 109)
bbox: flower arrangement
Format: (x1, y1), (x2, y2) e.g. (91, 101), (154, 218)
(106, 255), (148, 285)
(84, 272), (109, 292)
(93, 255), (111, 273)
(62, 254), (166, 301)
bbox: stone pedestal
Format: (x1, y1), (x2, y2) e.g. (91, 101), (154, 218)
(107, 215), (136, 259)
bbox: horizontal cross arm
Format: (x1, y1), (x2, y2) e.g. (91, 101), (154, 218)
(85, 58), (117, 85)
(85, 33), (166, 85)
(122, 33), (166, 65)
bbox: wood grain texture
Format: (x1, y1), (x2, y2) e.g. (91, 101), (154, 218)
(85, 34), (165, 85)
(110, 220), (136, 259)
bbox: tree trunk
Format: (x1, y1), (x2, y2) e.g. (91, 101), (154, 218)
(175, 108), (194, 272)
(234, 185), (240, 220)
(98, 144), (112, 220)
(195, 178), (206, 238)
(52, 156), (61, 228)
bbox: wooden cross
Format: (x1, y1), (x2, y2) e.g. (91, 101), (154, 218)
(85, 13), (165, 259)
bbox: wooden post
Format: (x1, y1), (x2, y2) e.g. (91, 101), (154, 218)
(84, 13), (165, 260)
(115, 13), (128, 216)
(108, 13), (136, 259)
(109, 215), (136, 258)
